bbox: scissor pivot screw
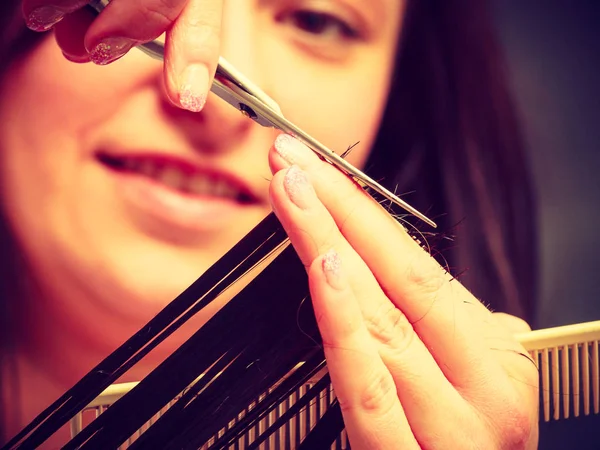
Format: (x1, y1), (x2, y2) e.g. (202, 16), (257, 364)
(239, 103), (257, 119)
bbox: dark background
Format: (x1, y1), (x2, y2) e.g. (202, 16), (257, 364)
(492, 1), (600, 328)
(492, 2), (600, 448)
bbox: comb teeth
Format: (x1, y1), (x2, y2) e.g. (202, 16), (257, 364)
(517, 321), (600, 421)
(68, 322), (600, 447)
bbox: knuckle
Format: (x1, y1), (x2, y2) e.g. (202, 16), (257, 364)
(319, 315), (362, 342)
(179, 18), (221, 53)
(181, 12), (219, 35)
(340, 369), (397, 416)
(140, 0), (179, 29)
(405, 252), (447, 301)
(365, 303), (413, 350)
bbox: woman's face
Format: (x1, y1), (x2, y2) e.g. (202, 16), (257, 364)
(0, 1), (403, 358)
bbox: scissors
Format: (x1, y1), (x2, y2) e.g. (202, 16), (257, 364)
(87, 0), (436, 228)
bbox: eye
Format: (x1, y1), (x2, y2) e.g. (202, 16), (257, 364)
(280, 10), (360, 41)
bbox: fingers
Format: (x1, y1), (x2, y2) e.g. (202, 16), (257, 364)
(269, 140), (538, 444)
(268, 135), (511, 395)
(270, 166), (490, 448)
(24, 0), (223, 112)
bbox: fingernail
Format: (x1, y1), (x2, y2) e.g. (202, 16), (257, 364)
(322, 249), (344, 290)
(274, 134), (313, 166)
(88, 38), (136, 65)
(179, 64), (209, 112)
(26, 6), (66, 32)
(283, 165), (316, 209)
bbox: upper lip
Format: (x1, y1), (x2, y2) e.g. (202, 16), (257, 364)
(95, 149), (263, 203)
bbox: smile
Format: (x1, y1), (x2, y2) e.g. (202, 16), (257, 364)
(97, 152), (256, 204)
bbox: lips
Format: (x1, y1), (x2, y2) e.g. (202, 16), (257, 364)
(97, 152), (257, 204)
(95, 150), (264, 237)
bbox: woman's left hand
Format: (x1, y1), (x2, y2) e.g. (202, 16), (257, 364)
(268, 134), (539, 449)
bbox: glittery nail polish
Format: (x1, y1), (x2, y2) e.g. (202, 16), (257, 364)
(89, 38), (135, 65)
(26, 6), (65, 32)
(322, 249), (344, 289)
(179, 64), (209, 112)
(283, 165), (315, 209)
(274, 134), (312, 166)
(180, 89), (206, 113)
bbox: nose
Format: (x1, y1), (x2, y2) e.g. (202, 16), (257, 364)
(162, 91), (256, 153)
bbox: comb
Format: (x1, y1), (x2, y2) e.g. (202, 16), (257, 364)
(516, 320), (600, 422)
(67, 320), (600, 447)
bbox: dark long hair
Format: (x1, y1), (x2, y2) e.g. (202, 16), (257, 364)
(368, 0), (537, 321)
(0, 0), (538, 443)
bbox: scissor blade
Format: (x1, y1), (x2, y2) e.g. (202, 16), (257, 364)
(251, 102), (438, 228)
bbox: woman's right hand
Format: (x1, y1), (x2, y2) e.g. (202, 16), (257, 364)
(22, 0), (222, 112)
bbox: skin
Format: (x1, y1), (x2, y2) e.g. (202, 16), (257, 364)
(268, 137), (539, 448)
(1, 0), (538, 447)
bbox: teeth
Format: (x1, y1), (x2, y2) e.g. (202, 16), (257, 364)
(123, 159), (141, 171)
(187, 174), (211, 195)
(212, 179), (237, 198)
(156, 166), (185, 191)
(138, 160), (157, 177)
(119, 157), (244, 200)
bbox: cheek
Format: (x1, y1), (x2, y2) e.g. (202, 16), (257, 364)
(0, 37), (159, 218)
(0, 37), (154, 155)
(0, 40), (101, 234)
(0, 37), (161, 285)
(262, 46), (393, 170)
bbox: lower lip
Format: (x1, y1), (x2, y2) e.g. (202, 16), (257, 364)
(107, 169), (255, 233)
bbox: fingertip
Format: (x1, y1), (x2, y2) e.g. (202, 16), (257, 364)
(177, 63), (209, 112)
(159, 61), (183, 110)
(165, 1), (221, 113)
(163, 48), (212, 113)
(61, 50), (91, 64)
(267, 168), (286, 210)
(53, 9), (94, 62)
(268, 134), (293, 174)
(307, 252), (369, 358)
(321, 249), (345, 291)
(308, 250), (352, 313)
(86, 36), (137, 65)
(25, 6), (66, 32)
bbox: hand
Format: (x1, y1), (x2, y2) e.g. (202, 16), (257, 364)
(268, 134), (539, 449)
(22, 0), (221, 112)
